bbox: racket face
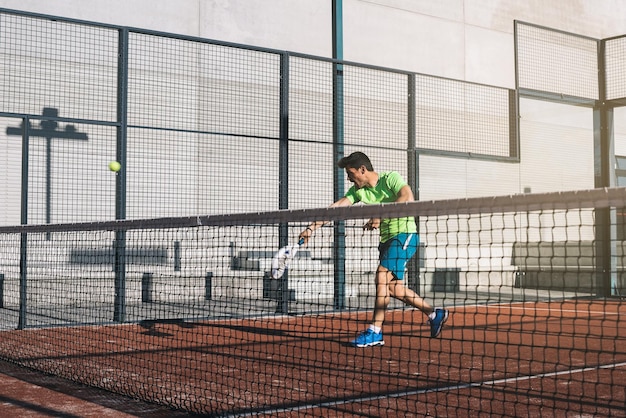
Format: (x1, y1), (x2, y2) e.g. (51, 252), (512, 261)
(270, 244), (300, 279)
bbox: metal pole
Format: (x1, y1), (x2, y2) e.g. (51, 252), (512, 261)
(18, 117), (30, 329)
(407, 73), (420, 292)
(277, 52), (290, 314)
(0, 273), (4, 309)
(113, 28), (129, 322)
(594, 38), (614, 297)
(333, 0), (346, 310)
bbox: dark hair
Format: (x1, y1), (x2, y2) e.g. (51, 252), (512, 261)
(337, 152), (374, 171)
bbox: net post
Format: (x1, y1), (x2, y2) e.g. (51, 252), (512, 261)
(595, 207), (613, 296)
(205, 272), (213, 300)
(113, 231), (127, 322)
(174, 241), (181, 272)
(276, 271), (289, 314)
(0, 273), (4, 308)
(18, 232), (27, 330)
(142, 272), (153, 303)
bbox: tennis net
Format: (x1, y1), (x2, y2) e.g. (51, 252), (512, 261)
(0, 187), (624, 416)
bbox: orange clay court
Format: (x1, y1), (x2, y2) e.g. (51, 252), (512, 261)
(0, 298), (623, 417)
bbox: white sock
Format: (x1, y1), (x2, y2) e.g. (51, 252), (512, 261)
(368, 324), (382, 334)
(428, 311), (437, 320)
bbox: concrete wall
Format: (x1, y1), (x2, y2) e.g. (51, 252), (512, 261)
(2, 0), (626, 87)
(0, 0), (332, 56)
(1, 1), (624, 307)
(0, 1), (619, 204)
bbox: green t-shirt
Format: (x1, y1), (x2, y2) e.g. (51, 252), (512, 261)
(344, 171), (417, 242)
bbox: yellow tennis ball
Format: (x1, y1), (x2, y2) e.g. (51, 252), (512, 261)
(108, 161), (121, 172)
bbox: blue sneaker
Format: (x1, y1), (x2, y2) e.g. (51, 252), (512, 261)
(429, 308), (449, 338)
(349, 329), (384, 347)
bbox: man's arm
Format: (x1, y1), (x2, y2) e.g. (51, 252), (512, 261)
(298, 197), (352, 243)
(364, 184), (414, 230)
(395, 184), (414, 203)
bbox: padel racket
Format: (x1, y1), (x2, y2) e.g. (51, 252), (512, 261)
(271, 238), (305, 279)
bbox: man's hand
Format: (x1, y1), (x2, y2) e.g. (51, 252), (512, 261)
(363, 218), (380, 230)
(298, 227), (314, 244)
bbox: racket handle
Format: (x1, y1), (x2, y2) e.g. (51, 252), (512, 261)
(298, 237), (305, 246)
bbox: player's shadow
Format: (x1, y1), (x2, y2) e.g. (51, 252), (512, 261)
(138, 318), (196, 336)
(137, 318), (356, 345)
(160, 319), (351, 344)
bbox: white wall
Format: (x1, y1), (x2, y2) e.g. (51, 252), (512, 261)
(1, 0), (625, 206)
(343, 0), (626, 87)
(0, 0), (332, 56)
(2, 0), (626, 87)
(0, 0), (623, 300)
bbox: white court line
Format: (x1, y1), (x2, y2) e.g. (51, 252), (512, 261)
(227, 301), (624, 416)
(231, 361), (626, 417)
(268, 297), (623, 322)
(454, 300), (623, 317)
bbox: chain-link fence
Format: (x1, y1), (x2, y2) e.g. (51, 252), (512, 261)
(0, 9), (518, 227)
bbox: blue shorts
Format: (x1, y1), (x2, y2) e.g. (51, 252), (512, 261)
(378, 233), (418, 280)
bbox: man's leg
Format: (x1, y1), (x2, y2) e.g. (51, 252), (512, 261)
(349, 265), (392, 347)
(371, 266), (393, 328)
(388, 279), (434, 315)
(380, 233), (449, 337)
(389, 280), (448, 337)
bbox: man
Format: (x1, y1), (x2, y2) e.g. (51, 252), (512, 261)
(299, 152), (448, 347)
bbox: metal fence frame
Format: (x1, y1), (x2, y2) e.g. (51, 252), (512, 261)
(2, 11), (626, 326)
